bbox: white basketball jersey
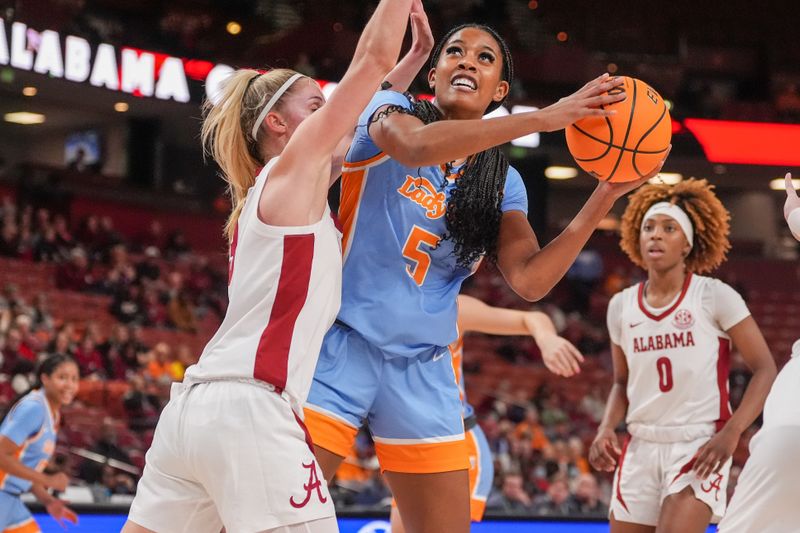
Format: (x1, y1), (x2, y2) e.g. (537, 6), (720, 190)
(184, 158), (342, 408)
(609, 274), (749, 432)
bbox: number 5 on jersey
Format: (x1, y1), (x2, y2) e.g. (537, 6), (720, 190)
(402, 225), (440, 286)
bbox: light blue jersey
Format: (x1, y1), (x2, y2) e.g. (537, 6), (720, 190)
(0, 389), (58, 495)
(337, 91), (528, 358)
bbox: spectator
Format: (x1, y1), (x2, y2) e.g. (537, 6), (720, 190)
(169, 344), (196, 381)
(486, 472), (532, 513)
(52, 214), (74, 248)
(98, 216), (123, 254)
(567, 436), (591, 475)
(136, 247), (162, 285)
(142, 288), (167, 328)
(76, 215), (103, 259)
(514, 406), (550, 452)
(30, 294), (55, 333)
(91, 464), (136, 502)
(99, 324), (134, 379)
(568, 473), (607, 517)
(135, 220), (165, 252)
(0, 327), (36, 378)
(74, 335), (105, 377)
(79, 419), (133, 484)
(531, 475), (578, 517)
(167, 291), (197, 332)
(122, 374), (160, 432)
(48, 330), (76, 359)
(144, 343), (180, 383)
(56, 247), (94, 291)
(0, 222), (18, 257)
(164, 229), (190, 258)
(580, 385), (606, 425)
(110, 285), (145, 324)
(14, 314), (41, 353)
(102, 244), (137, 294)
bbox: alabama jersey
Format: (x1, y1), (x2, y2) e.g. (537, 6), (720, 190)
(337, 90), (528, 358)
(0, 389), (58, 495)
(184, 157), (343, 409)
(607, 273), (750, 434)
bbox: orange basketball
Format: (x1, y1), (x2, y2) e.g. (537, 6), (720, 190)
(565, 77), (671, 183)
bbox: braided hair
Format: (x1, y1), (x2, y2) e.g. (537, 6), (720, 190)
(372, 24), (515, 267)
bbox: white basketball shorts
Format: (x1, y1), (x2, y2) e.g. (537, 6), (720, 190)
(610, 429), (730, 526)
(127, 380), (337, 533)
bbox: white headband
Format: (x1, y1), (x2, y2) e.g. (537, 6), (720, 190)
(250, 73), (306, 141)
(641, 201), (694, 248)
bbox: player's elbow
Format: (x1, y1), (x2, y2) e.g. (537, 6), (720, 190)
(384, 136), (430, 167)
(508, 275), (552, 302)
(515, 283), (551, 303)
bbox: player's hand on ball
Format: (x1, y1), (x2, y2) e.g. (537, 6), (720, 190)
(536, 73), (626, 132)
(589, 428), (621, 472)
(596, 145), (672, 200)
(783, 172), (800, 221)
(692, 426), (738, 480)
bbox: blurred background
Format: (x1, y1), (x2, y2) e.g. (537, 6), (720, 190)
(0, 0), (798, 526)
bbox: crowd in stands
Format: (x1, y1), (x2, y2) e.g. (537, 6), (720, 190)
(0, 194), (228, 503)
(0, 194), (761, 517)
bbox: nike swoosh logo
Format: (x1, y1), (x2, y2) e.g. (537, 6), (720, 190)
(629, 322), (644, 328)
(433, 352), (447, 362)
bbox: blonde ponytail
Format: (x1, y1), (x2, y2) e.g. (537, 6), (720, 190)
(201, 68), (300, 241)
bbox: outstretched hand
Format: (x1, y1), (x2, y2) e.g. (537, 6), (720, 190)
(784, 172), (800, 221)
(536, 333), (584, 377)
(595, 145), (672, 201)
(46, 498), (78, 529)
(409, 0), (433, 56)
(536, 73), (627, 132)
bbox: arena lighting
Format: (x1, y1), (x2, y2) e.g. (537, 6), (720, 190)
(4, 111), (45, 124)
(226, 21), (242, 35)
(769, 177), (800, 190)
(545, 166), (579, 179)
(6, 14), (789, 161)
(684, 118), (800, 166)
(648, 172), (683, 185)
(22, 85), (36, 96)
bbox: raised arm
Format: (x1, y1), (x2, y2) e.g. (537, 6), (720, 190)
(329, 4), (433, 187)
(370, 74), (625, 167)
(381, 3), (433, 92)
(456, 294), (583, 376)
(272, 0), (415, 181)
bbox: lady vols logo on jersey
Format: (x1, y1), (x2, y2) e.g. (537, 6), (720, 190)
(397, 175), (446, 219)
(672, 309), (695, 329)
